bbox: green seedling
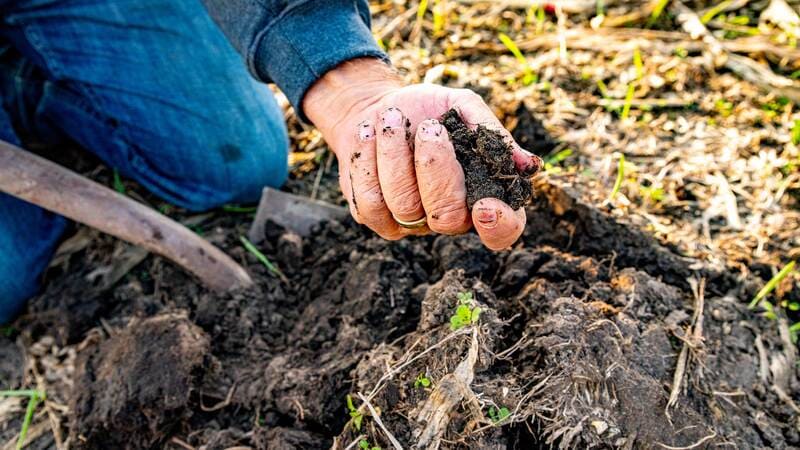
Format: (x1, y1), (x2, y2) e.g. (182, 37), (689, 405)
(781, 300), (800, 312)
(222, 204), (258, 213)
(432, 0), (444, 35)
(498, 33), (536, 85)
(715, 99), (734, 117)
(488, 405), (511, 424)
(414, 373), (432, 388)
(0, 390), (46, 450)
(416, 0), (428, 22)
(749, 261), (796, 309)
(607, 153), (626, 202)
(112, 169), (126, 195)
(791, 70), (800, 80)
(544, 148), (573, 173)
(791, 120), (800, 145)
(240, 236), (288, 282)
(450, 291), (481, 331)
(790, 322), (800, 344)
(639, 185), (665, 203)
(701, 0), (732, 24)
(346, 394), (364, 431)
(648, 0), (670, 26)
(1, 325), (14, 337)
(620, 84), (636, 120)
(157, 204), (172, 215)
(359, 439), (381, 450)
(633, 49), (644, 80)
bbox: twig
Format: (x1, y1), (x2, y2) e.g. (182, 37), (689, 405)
(357, 393), (404, 450)
(200, 383), (236, 412)
(170, 437), (196, 450)
(656, 431), (717, 449)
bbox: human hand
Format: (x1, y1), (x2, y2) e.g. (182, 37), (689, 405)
(304, 58), (541, 250)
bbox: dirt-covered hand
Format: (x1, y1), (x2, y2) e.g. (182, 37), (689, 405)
(304, 58), (539, 250)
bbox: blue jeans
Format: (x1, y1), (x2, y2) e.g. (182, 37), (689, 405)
(0, 0), (290, 323)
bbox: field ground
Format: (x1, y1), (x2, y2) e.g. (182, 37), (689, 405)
(2, 1), (800, 449)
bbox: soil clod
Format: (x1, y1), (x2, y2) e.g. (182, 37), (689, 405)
(441, 108), (535, 210)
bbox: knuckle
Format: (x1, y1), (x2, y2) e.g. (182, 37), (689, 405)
(357, 184), (387, 214)
(387, 183), (423, 217)
(458, 88), (484, 104)
(428, 200), (469, 234)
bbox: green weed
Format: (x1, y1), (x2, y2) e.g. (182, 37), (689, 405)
(791, 120), (800, 145)
(701, 0), (732, 24)
(498, 33), (536, 85)
(222, 204), (258, 213)
(112, 169), (126, 195)
(749, 260), (796, 309)
(1, 325), (14, 337)
(620, 84), (636, 120)
(648, 0), (670, 26)
(346, 394), (363, 431)
(608, 153), (626, 202)
(450, 291), (481, 331)
(359, 439), (381, 450)
(414, 373), (432, 388)
(715, 99), (734, 117)
(0, 390), (46, 450)
(790, 322), (800, 344)
(240, 236), (287, 282)
(488, 405), (511, 424)
(640, 185), (665, 202)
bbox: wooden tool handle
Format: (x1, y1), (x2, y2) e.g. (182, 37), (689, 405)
(0, 140), (253, 292)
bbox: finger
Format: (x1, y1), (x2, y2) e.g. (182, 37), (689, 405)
(376, 107), (426, 222)
(414, 119), (472, 235)
(449, 90), (543, 175)
(350, 120), (407, 240)
(338, 155), (358, 220)
(472, 198), (526, 251)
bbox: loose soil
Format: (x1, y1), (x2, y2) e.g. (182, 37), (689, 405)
(2, 174), (796, 449)
(441, 109), (534, 210)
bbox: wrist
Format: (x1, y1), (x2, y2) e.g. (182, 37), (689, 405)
(303, 57), (402, 145)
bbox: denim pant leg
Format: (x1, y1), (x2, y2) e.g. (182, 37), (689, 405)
(0, 0), (290, 321)
(0, 83), (68, 324)
(0, 0), (290, 212)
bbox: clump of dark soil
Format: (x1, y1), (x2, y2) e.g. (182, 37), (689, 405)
(441, 108), (535, 209)
(69, 314), (213, 449)
(2, 179), (796, 450)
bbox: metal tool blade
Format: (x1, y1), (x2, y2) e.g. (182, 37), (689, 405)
(248, 187), (349, 242)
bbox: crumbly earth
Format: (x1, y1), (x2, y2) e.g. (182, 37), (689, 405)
(441, 108), (535, 210)
(1, 176), (795, 450)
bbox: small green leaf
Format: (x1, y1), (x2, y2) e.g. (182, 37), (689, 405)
(471, 307), (482, 324)
(359, 439), (370, 450)
(749, 261), (796, 309)
(112, 169), (126, 195)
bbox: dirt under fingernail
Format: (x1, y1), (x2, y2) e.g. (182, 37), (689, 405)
(441, 108), (534, 210)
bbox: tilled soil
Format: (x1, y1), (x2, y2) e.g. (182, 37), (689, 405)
(1, 177), (797, 450)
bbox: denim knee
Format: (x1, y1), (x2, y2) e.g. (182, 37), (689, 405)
(0, 195), (67, 324)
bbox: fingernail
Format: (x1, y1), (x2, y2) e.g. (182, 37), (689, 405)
(419, 120), (444, 142)
(381, 107), (404, 129)
(358, 121), (375, 142)
(475, 207), (498, 228)
(522, 154), (544, 176)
